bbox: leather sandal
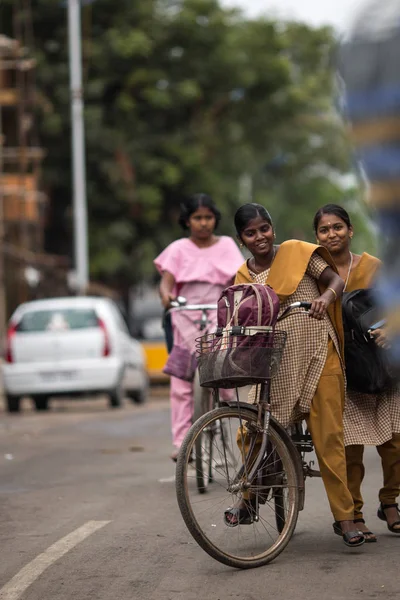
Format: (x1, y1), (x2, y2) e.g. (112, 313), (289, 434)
(354, 518), (377, 543)
(224, 499), (257, 527)
(377, 503), (400, 533)
(332, 521), (365, 547)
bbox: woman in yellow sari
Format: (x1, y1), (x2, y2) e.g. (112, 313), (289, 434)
(225, 203), (365, 547)
(314, 204), (400, 540)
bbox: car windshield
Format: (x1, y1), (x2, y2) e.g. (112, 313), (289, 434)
(16, 308), (99, 332)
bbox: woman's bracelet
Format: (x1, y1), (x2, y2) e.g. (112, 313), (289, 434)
(327, 287), (337, 301)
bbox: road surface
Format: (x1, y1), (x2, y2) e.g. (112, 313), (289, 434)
(0, 392), (398, 600)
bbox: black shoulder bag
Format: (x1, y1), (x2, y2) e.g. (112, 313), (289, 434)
(342, 288), (393, 394)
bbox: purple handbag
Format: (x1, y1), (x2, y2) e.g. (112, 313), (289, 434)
(163, 344), (197, 382)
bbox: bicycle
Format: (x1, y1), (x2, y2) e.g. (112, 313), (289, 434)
(175, 301), (323, 569)
(168, 297), (232, 493)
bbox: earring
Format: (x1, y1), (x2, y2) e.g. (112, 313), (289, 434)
(240, 242), (244, 249)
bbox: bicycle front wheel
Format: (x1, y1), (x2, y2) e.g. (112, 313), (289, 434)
(193, 370), (214, 493)
(176, 406), (301, 569)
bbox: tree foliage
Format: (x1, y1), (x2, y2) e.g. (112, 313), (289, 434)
(1, 0), (376, 294)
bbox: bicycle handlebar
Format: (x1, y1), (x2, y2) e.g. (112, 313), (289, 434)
(168, 295), (217, 315)
(168, 299), (311, 318)
(167, 298), (217, 332)
(292, 301), (312, 310)
(167, 303), (217, 314)
(368, 319), (386, 332)
(278, 301), (312, 321)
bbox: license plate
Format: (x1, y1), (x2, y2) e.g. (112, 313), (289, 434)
(39, 371), (77, 381)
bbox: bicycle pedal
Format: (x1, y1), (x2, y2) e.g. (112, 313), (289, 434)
(293, 439), (314, 452)
(304, 466), (321, 478)
(299, 445), (314, 453)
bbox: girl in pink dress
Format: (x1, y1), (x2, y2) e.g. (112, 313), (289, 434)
(154, 194), (244, 460)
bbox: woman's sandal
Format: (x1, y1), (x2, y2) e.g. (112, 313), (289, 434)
(353, 518), (377, 543)
(332, 521), (365, 547)
(224, 499), (257, 527)
(377, 503), (400, 534)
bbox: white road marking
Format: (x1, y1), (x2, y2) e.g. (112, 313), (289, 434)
(158, 475), (175, 483)
(0, 520), (111, 600)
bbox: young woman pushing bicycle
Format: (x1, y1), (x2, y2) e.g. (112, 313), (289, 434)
(154, 194), (243, 461)
(228, 203), (365, 547)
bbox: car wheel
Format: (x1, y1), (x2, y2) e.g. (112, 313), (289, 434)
(6, 395), (21, 413)
(108, 383), (123, 409)
(127, 389), (147, 405)
(33, 395), (50, 411)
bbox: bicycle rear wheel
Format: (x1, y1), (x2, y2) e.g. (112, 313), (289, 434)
(176, 406), (300, 569)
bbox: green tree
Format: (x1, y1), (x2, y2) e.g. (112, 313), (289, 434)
(246, 22), (376, 253)
(1, 0), (375, 296)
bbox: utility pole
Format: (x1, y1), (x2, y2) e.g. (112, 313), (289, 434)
(67, 0), (89, 294)
(0, 86), (6, 337)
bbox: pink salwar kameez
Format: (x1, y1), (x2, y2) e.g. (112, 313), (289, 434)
(154, 236), (243, 448)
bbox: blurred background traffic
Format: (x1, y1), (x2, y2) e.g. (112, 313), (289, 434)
(0, 0), (379, 412)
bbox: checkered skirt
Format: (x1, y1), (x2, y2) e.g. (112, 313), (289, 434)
(344, 386), (400, 446)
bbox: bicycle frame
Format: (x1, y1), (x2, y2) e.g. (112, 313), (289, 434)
(229, 301), (314, 496)
(168, 302), (217, 332)
(168, 300), (221, 493)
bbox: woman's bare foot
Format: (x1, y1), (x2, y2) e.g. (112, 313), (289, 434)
(354, 519), (377, 542)
(340, 520), (359, 534)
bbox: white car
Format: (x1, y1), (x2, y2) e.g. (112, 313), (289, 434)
(2, 296), (148, 413)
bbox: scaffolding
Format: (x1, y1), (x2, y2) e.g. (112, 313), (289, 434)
(0, 10), (70, 334)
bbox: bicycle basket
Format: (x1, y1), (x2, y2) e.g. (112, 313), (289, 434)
(196, 328), (287, 388)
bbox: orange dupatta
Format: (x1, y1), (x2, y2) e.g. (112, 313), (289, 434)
(235, 240), (345, 357)
(345, 252), (381, 292)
